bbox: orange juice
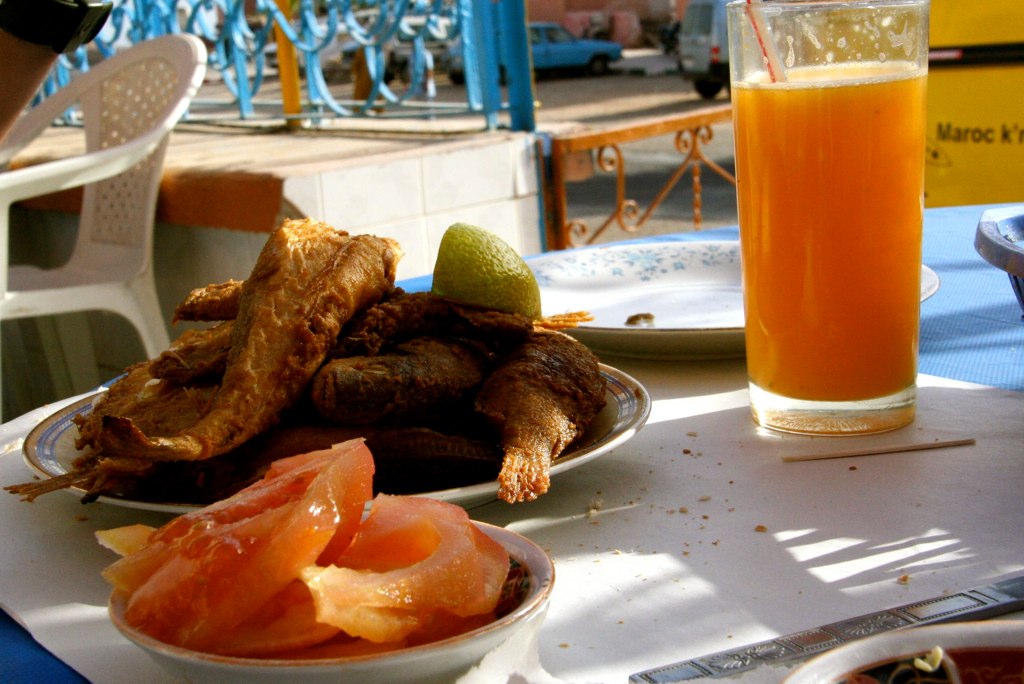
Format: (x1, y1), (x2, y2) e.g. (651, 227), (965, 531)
(733, 64), (927, 403)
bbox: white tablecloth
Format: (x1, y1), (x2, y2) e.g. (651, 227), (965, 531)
(2, 355), (1022, 683)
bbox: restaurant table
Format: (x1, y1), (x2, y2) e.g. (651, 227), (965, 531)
(1, 204), (1022, 683)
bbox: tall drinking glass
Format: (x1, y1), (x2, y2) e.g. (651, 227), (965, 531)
(727, 0), (929, 434)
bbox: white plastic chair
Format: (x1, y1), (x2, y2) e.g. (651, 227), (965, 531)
(0, 34), (207, 416)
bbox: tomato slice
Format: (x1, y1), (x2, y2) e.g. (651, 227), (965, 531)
(103, 439), (373, 652)
(208, 580), (340, 657)
(302, 494), (509, 643)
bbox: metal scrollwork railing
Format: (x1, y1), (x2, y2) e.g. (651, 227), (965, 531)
(544, 104), (737, 250)
(39, 0), (533, 130)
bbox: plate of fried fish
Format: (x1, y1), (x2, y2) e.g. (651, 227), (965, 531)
(9, 219), (650, 513)
(21, 363), (648, 512)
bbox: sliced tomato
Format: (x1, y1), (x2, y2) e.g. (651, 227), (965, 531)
(302, 494), (509, 643)
(101, 444), (368, 595)
(103, 439), (373, 652)
(207, 580), (340, 657)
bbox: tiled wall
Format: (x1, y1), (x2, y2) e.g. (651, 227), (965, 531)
(283, 131), (543, 280)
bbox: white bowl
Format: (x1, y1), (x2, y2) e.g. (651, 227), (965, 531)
(109, 523), (554, 683)
(785, 620), (1024, 684)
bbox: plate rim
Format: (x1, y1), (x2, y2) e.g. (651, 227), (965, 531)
(22, 363), (651, 513)
(533, 241), (940, 360)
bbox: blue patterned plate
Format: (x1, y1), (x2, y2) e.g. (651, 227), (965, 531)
(532, 241), (939, 360)
(533, 241), (746, 360)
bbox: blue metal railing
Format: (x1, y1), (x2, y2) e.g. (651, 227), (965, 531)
(42, 0), (535, 131)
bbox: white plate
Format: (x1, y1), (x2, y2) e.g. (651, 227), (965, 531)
(22, 364), (650, 513)
(532, 241), (941, 360)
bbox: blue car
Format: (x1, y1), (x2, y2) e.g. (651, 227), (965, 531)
(445, 22), (623, 84)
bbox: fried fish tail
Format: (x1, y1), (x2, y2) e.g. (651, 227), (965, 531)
(494, 447), (551, 503)
(4, 469), (96, 502)
(3, 451), (156, 503)
(475, 330), (606, 503)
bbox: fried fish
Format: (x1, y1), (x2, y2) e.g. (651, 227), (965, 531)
(96, 219), (401, 462)
(475, 329), (606, 503)
(7, 219), (401, 503)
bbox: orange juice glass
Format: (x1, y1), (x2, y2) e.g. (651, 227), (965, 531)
(726, 0), (929, 434)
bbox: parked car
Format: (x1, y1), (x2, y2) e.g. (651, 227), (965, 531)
(676, 0), (730, 99)
(445, 21), (622, 85)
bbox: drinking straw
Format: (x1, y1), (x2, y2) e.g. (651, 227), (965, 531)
(744, 0), (787, 82)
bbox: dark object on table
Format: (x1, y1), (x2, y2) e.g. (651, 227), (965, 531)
(975, 206), (1024, 316)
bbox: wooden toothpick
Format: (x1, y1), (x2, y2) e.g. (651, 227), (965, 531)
(782, 438), (977, 463)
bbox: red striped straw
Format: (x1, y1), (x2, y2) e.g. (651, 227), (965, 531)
(745, 0), (786, 82)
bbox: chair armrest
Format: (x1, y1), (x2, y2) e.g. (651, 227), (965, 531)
(0, 125), (167, 210)
(0, 89), (88, 168)
(0, 120), (45, 168)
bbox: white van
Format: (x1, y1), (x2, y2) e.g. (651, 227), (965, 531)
(675, 0), (730, 99)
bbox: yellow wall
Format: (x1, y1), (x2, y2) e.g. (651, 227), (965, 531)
(926, 65), (1024, 206)
(925, 1), (1024, 206)
(931, 0), (1024, 47)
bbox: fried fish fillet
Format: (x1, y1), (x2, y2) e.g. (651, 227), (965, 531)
(310, 337), (490, 424)
(335, 290), (534, 358)
(475, 330), (606, 503)
(96, 219), (402, 462)
(172, 279), (243, 323)
(8, 358), (219, 502)
(147, 321), (234, 384)
(73, 360), (218, 452)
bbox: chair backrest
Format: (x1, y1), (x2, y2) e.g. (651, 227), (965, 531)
(16, 35), (207, 280)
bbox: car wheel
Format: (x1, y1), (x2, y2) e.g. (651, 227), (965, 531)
(587, 55), (611, 76)
(694, 79), (724, 99)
